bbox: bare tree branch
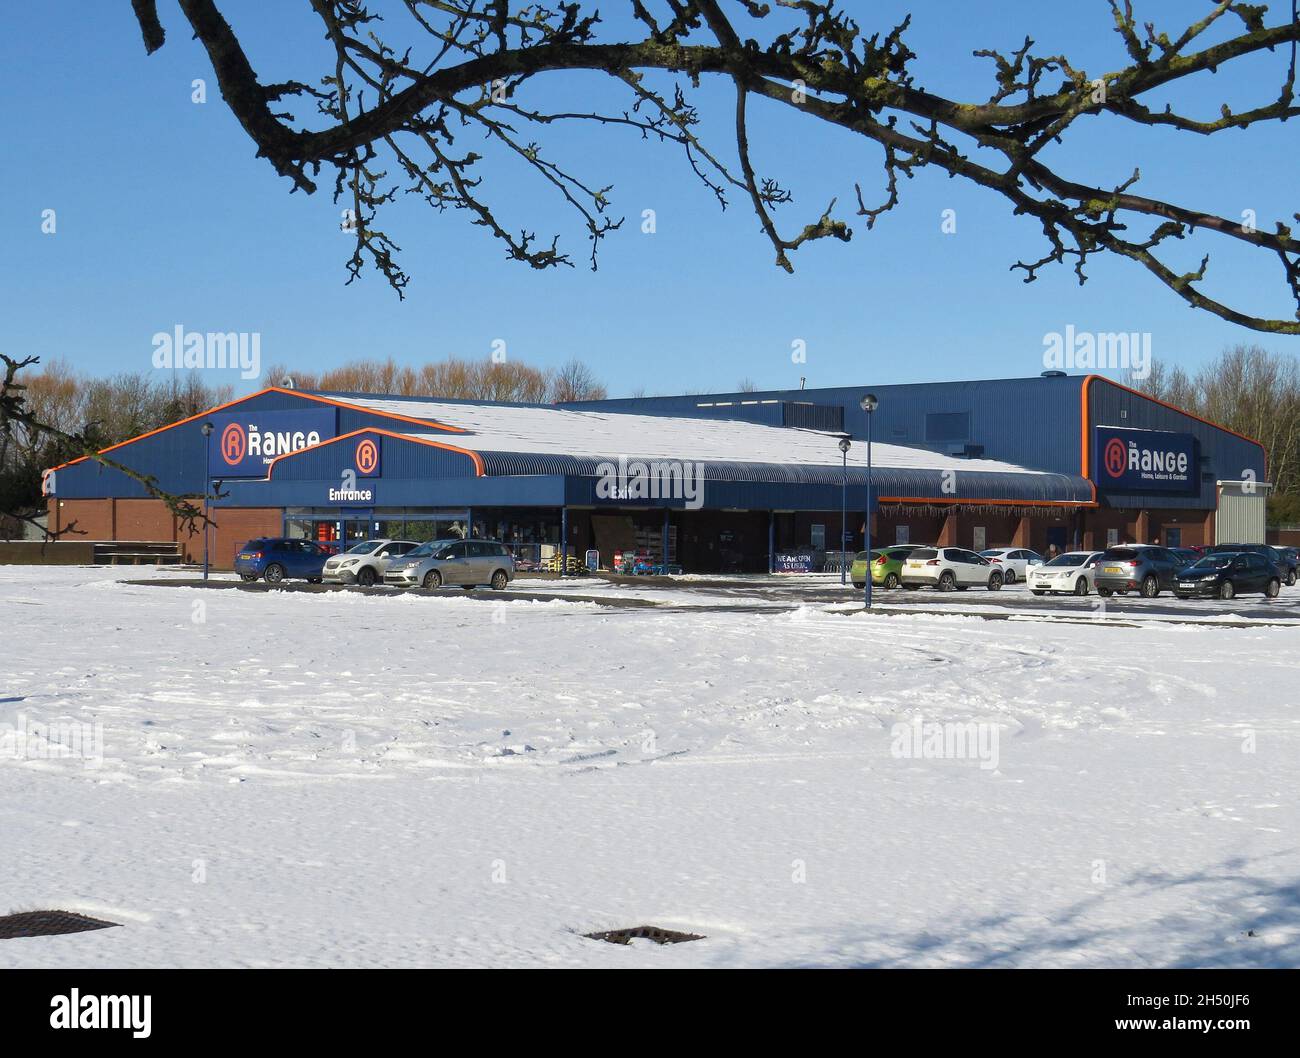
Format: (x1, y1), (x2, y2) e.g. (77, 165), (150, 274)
(130, 0), (1300, 332)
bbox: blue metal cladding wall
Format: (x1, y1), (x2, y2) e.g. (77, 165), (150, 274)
(269, 432), (478, 482)
(565, 377), (1087, 475)
(1085, 377), (1266, 510)
(218, 475), (567, 509)
(49, 391), (334, 499)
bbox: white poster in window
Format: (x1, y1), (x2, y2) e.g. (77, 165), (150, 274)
(1107, 528), (1119, 547)
(973, 526), (986, 552)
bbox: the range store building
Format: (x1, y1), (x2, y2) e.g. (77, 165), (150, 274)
(43, 374), (1270, 572)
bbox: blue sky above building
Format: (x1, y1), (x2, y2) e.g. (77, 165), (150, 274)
(3, 0), (1298, 396)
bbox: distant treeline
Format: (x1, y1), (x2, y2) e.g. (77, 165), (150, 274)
(1134, 345), (1300, 525)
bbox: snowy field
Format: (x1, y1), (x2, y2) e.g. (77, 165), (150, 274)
(2, 565), (1299, 968)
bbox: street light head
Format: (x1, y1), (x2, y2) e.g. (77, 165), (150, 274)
(838, 436), (852, 454)
(200, 421), (214, 437)
(860, 393), (878, 413)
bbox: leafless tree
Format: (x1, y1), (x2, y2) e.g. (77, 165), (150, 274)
(132, 0), (1300, 332)
(1, 355), (221, 539)
(547, 357), (608, 401)
(1136, 343), (1300, 511)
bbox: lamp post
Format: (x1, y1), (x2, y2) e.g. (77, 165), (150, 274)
(860, 394), (878, 608)
(838, 435), (851, 585)
(200, 422), (213, 581)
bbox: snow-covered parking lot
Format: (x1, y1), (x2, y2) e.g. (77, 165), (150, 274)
(3, 565), (1299, 967)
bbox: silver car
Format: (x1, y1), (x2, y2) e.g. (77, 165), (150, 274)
(323, 539), (418, 586)
(383, 538), (515, 590)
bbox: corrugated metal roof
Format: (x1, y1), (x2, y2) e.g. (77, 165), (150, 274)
(325, 394), (1062, 477)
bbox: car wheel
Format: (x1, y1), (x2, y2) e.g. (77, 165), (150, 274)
(1287, 570), (1297, 586)
(1266, 578), (1281, 598)
(1097, 587), (1113, 597)
(491, 570), (509, 591)
(987, 572), (1003, 591)
(1218, 580), (1235, 600)
(1141, 575), (1159, 599)
(422, 570), (442, 589)
(264, 564), (285, 584)
(357, 567), (376, 587)
(1003, 569), (1015, 584)
(938, 571), (957, 592)
(1073, 577), (1088, 597)
(1031, 589), (1045, 596)
(884, 572), (900, 590)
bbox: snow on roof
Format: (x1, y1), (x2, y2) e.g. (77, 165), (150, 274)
(324, 393), (1051, 476)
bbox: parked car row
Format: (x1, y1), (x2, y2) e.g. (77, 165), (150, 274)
(233, 537), (515, 589)
(849, 541), (1296, 600)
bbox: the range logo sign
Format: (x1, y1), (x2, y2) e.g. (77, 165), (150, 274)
(208, 409), (336, 476)
(354, 437), (380, 476)
(1094, 426), (1196, 492)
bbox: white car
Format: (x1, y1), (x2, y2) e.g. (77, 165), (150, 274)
(978, 547), (1044, 584)
(322, 538), (418, 586)
(1028, 551), (1105, 596)
(901, 547), (1004, 591)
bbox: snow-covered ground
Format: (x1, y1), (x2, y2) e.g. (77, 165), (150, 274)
(3, 565), (1298, 967)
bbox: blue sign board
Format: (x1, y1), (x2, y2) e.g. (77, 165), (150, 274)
(208, 409), (336, 477)
(1094, 426), (1196, 492)
(774, 551), (815, 573)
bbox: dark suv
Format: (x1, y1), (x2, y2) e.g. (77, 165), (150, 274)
(1093, 545), (1184, 598)
(1205, 543), (1295, 586)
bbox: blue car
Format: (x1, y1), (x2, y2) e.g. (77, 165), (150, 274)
(234, 538), (331, 584)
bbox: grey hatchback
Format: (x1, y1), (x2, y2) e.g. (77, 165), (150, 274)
(1093, 544), (1183, 598)
(383, 538), (515, 590)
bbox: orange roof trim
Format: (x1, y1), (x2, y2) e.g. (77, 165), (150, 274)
(1079, 375), (1267, 479)
(265, 427), (486, 478)
(43, 386), (466, 476)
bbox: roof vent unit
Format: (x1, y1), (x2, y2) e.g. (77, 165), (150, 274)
(781, 402), (844, 433)
(1041, 370), (1067, 378)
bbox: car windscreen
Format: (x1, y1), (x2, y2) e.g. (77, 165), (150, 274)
(1046, 552), (1089, 567)
(1104, 548), (1141, 560)
(406, 542), (438, 558)
(977, 549), (1001, 557)
(345, 541), (381, 555)
(1192, 555), (1233, 569)
(910, 548), (938, 560)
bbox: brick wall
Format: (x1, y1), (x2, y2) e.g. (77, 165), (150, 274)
(46, 497), (281, 569)
(210, 508), (283, 570)
(48, 498), (114, 539)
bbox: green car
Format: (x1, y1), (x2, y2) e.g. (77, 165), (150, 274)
(851, 545), (924, 589)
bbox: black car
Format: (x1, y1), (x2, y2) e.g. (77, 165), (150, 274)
(1174, 552), (1281, 600)
(1204, 543), (1295, 586)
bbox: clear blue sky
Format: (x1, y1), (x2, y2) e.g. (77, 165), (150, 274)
(2, 1), (1297, 397)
